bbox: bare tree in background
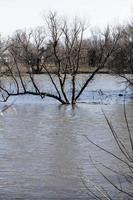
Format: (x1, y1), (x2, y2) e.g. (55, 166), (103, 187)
(8, 27), (46, 74)
(109, 22), (133, 88)
(119, 24), (133, 87)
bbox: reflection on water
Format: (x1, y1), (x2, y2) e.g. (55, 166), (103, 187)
(0, 74), (133, 199)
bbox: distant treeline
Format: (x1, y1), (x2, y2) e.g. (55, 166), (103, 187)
(0, 12), (132, 75)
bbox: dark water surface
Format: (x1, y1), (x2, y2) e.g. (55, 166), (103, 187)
(0, 74), (133, 199)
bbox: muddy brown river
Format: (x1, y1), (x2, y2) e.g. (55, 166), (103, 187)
(0, 74), (133, 199)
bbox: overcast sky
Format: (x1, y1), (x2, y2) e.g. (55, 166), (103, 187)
(0, 0), (132, 36)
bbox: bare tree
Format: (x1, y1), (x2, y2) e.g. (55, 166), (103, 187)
(8, 28), (46, 74)
(42, 13), (121, 104)
(108, 23), (133, 88)
(84, 104), (133, 199)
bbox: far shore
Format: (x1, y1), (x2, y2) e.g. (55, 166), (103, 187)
(1, 65), (132, 76)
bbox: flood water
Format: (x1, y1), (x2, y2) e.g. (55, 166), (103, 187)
(0, 74), (133, 199)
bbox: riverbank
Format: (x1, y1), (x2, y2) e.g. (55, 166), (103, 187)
(1, 64), (132, 75)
